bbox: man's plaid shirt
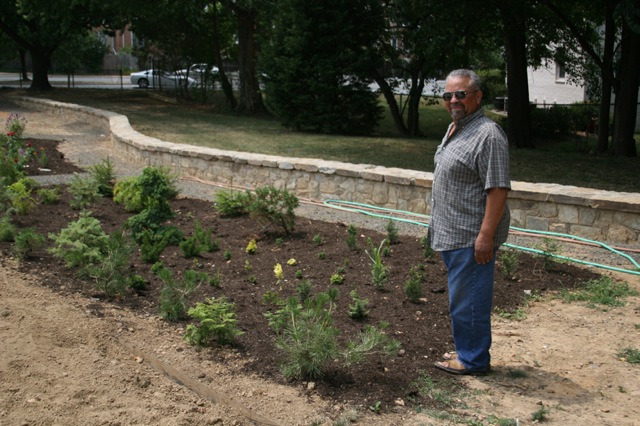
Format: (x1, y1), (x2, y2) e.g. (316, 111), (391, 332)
(429, 108), (511, 252)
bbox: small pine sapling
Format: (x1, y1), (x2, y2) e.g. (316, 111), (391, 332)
(404, 264), (425, 303)
(385, 219), (399, 244)
(346, 224), (358, 251)
(348, 290), (369, 320)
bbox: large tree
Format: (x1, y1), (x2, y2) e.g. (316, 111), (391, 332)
(369, 0), (502, 137)
(537, 0), (639, 157)
(259, 0), (384, 134)
(0, 0), (124, 91)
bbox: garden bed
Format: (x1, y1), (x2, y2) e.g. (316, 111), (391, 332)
(0, 139), (604, 412)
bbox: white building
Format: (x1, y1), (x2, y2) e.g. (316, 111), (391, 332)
(528, 61), (586, 106)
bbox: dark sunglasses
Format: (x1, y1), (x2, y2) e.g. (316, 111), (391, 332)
(442, 90), (477, 101)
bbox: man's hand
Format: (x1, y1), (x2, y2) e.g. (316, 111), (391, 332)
(475, 187), (509, 264)
(474, 233), (494, 264)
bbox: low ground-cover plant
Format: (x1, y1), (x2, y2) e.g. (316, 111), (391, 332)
(184, 297), (243, 348)
(617, 347), (640, 364)
(558, 276), (638, 308)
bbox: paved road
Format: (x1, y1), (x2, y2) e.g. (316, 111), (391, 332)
(0, 72), (135, 89)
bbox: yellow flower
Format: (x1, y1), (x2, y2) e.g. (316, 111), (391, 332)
(287, 258), (297, 266)
(246, 239), (257, 254)
(273, 263), (284, 280)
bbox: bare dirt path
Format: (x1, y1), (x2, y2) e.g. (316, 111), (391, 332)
(1, 97), (640, 426)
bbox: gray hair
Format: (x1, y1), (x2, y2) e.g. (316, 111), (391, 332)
(446, 69), (481, 91)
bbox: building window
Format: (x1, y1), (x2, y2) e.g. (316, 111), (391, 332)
(555, 61), (566, 83)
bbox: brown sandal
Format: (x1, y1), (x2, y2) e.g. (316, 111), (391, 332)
(442, 351), (458, 360)
(434, 359), (489, 376)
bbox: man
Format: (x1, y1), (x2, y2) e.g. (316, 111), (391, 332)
(429, 69), (511, 375)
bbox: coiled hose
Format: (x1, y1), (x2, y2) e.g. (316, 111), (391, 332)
(323, 199), (640, 276)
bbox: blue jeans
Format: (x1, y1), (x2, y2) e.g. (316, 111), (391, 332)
(441, 246), (496, 372)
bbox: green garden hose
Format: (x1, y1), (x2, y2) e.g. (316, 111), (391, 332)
(323, 199), (640, 276)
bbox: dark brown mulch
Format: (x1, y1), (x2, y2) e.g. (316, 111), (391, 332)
(2, 140), (603, 413)
(21, 138), (84, 176)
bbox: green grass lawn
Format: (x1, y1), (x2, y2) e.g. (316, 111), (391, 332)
(21, 88), (640, 193)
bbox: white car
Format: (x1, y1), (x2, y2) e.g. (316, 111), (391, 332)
(177, 63), (220, 77)
(130, 69), (197, 89)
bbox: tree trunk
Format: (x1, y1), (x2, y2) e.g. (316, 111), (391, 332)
(29, 46), (53, 91)
(211, 1), (237, 109)
(235, 8), (265, 114)
(596, 0), (617, 154)
(373, 74), (408, 135)
(611, 22), (640, 157)
(19, 49), (29, 81)
(501, 5), (534, 148)
(406, 75), (424, 137)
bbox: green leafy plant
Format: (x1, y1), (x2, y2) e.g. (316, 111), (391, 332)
(180, 236), (202, 258)
(89, 157), (116, 197)
(48, 211), (109, 268)
(536, 237), (563, 270)
(295, 269), (303, 279)
(617, 347), (640, 364)
(403, 264), (425, 303)
(35, 146), (48, 167)
(419, 235), (435, 260)
(499, 248), (520, 279)
(531, 404), (550, 422)
(366, 239), (389, 290)
(223, 248), (232, 260)
(247, 186), (299, 235)
(127, 274), (147, 292)
(264, 291), (399, 379)
(330, 272), (345, 285)
(13, 227), (45, 259)
(123, 167), (179, 243)
(194, 221), (217, 252)
(213, 190), (252, 217)
(138, 226), (184, 264)
(295, 279), (313, 302)
(348, 290), (369, 320)
(318, 251), (326, 260)
(558, 276), (638, 308)
(245, 238), (258, 254)
(37, 186), (61, 205)
(113, 176), (144, 212)
(84, 230), (133, 298)
(153, 264), (201, 322)
(67, 174), (100, 210)
(385, 219), (399, 244)
(368, 401), (382, 414)
(346, 224), (358, 251)
(184, 297), (244, 348)
(312, 234), (324, 245)
(7, 178), (37, 215)
(0, 215), (17, 242)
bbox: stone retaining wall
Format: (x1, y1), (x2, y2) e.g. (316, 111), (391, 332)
(14, 96), (640, 245)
